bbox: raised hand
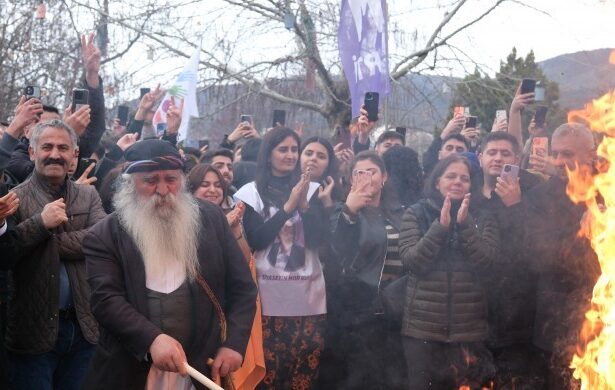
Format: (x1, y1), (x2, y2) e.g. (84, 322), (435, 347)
(510, 84), (534, 114)
(135, 84), (164, 122)
(81, 32), (101, 88)
(334, 143), (354, 174)
(7, 96), (43, 138)
(460, 126), (480, 141)
(116, 132), (138, 151)
(440, 194), (452, 228)
(356, 106), (376, 143)
(41, 198), (68, 229)
(75, 163), (97, 186)
(318, 176), (335, 208)
(63, 105), (91, 136)
(166, 97), (183, 136)
(440, 114), (466, 140)
(495, 176), (521, 207)
(345, 173), (372, 214)
(226, 201), (246, 228)
(457, 193), (471, 224)
(227, 121), (253, 144)
(283, 172), (310, 214)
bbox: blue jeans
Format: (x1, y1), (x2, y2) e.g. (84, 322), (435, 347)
(8, 317), (95, 390)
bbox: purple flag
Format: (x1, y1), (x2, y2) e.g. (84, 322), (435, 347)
(338, 0), (390, 119)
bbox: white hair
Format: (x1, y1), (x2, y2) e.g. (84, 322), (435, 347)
(113, 173), (201, 284)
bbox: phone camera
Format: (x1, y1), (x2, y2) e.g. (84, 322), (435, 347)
(504, 165), (511, 172)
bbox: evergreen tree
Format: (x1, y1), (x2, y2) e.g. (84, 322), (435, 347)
(449, 48), (564, 137)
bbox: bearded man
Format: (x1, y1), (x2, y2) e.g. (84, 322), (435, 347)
(82, 139), (257, 389)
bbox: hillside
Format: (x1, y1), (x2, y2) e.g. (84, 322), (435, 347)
(539, 48), (615, 109)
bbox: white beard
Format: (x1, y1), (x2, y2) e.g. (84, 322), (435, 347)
(113, 174), (201, 292)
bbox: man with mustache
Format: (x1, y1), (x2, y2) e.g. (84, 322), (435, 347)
(5, 119), (106, 388)
(525, 123), (601, 389)
(82, 139), (257, 389)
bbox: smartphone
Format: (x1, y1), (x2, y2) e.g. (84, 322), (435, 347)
(500, 164), (519, 181)
(198, 139), (210, 149)
(465, 116), (477, 129)
(71, 88), (89, 113)
(140, 87), (151, 98)
(24, 85), (41, 100)
(335, 126), (352, 149)
(240, 114), (253, 124)
(534, 106), (548, 128)
(272, 110), (286, 127)
(156, 122), (167, 137)
(364, 92), (380, 122)
(520, 79), (537, 95)
(496, 110), (507, 122)
(534, 86), (545, 102)
(532, 137), (549, 158)
(353, 169), (373, 183)
(117, 105), (129, 126)
(395, 127), (407, 139)
(73, 158), (97, 179)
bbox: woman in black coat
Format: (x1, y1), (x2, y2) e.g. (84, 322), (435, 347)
(398, 155), (499, 389)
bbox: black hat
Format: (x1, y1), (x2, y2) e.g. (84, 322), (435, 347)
(123, 139), (184, 174)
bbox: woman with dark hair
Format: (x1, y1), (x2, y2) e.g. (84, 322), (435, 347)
(234, 127), (327, 390)
(382, 145), (423, 208)
(300, 136), (339, 208)
(398, 155), (499, 389)
(328, 151), (407, 390)
(187, 163), (228, 207)
(188, 162), (267, 389)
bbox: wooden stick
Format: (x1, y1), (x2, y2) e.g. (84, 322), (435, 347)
(185, 363), (224, 390)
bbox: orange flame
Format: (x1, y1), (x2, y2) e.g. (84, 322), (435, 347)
(609, 50), (615, 65)
(567, 79), (615, 388)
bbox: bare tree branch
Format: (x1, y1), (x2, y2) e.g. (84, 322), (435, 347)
(391, 0), (508, 80)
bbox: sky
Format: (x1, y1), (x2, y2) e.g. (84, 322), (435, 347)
(386, 0), (615, 76)
(88, 0), (615, 101)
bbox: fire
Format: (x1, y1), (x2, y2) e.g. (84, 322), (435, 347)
(566, 88), (615, 389)
(609, 50), (615, 65)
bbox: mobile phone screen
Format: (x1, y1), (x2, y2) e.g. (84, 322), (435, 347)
(118, 105), (129, 126)
(272, 110), (286, 127)
(364, 92), (379, 122)
(520, 79), (536, 95)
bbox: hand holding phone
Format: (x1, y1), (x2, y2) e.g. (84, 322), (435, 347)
(496, 164), (521, 206)
(24, 86), (41, 101)
(272, 110), (286, 127)
(520, 79), (536, 95)
(364, 92), (380, 122)
(71, 88), (89, 113)
(464, 116), (477, 129)
(117, 105), (130, 126)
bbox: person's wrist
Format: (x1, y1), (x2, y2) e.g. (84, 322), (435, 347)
(228, 132), (240, 143)
(85, 72), (100, 88)
(6, 122), (24, 139)
(283, 202), (294, 214)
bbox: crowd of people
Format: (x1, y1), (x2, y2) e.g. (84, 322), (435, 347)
(0, 34), (602, 390)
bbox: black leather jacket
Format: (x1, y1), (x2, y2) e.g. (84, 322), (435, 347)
(330, 203), (403, 326)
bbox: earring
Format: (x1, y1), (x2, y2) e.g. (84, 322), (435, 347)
(381, 182), (385, 188)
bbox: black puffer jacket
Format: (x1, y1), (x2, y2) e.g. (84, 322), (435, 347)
(399, 199), (499, 343)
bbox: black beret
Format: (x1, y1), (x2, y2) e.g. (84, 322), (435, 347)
(123, 139), (184, 174)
